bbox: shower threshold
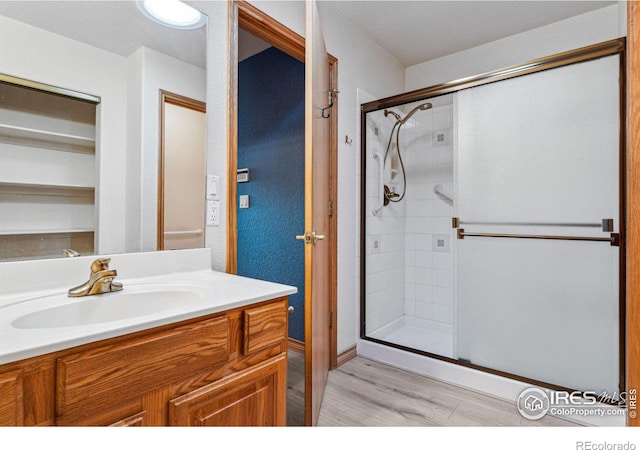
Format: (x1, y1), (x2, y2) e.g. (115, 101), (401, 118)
(368, 316), (454, 358)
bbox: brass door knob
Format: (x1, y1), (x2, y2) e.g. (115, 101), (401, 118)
(296, 231), (325, 245)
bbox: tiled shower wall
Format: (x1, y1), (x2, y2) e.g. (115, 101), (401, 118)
(402, 102), (454, 325)
(365, 112), (406, 333)
(365, 99), (454, 334)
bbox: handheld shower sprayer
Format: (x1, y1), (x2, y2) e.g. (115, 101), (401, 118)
(384, 102), (432, 125)
(380, 102), (433, 204)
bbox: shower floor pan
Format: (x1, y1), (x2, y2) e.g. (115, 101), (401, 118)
(368, 315), (454, 358)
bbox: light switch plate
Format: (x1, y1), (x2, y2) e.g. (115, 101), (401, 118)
(206, 175), (219, 199)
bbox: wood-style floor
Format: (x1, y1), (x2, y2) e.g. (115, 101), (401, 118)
(286, 349), (306, 426)
(286, 351), (579, 427)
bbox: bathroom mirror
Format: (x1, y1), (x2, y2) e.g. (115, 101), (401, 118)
(0, 1), (207, 261)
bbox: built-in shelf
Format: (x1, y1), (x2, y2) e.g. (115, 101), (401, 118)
(0, 228), (95, 236)
(0, 76), (98, 261)
(0, 230), (94, 261)
(0, 181), (95, 192)
(0, 123), (95, 154)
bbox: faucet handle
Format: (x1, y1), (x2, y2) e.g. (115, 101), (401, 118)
(90, 257), (112, 273)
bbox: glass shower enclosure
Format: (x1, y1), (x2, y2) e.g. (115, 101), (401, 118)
(360, 39), (625, 396)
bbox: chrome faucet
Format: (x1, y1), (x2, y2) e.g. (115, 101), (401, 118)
(68, 258), (123, 297)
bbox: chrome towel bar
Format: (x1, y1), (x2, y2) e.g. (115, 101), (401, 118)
(452, 218), (614, 232)
(456, 229), (620, 246)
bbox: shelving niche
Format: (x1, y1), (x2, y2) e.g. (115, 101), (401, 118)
(0, 78), (98, 261)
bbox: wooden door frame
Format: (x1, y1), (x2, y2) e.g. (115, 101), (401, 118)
(227, 1), (339, 368)
(157, 90), (206, 250)
(627, 0), (639, 427)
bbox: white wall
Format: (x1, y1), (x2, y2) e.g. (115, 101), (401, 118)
(0, 15), (128, 255)
(318, 4), (405, 353)
(405, 4), (626, 91)
(126, 47), (206, 253)
(249, 0), (306, 37)
(190, 1), (230, 272)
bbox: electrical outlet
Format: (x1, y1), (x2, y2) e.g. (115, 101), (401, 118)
(207, 200), (219, 226)
(239, 195), (250, 209)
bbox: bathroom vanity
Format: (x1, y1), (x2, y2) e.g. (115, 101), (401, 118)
(0, 249), (296, 426)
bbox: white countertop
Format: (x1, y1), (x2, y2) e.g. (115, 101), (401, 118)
(0, 268), (297, 365)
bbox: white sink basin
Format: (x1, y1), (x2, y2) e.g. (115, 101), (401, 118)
(11, 288), (203, 329)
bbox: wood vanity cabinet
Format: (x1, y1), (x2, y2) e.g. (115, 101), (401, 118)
(0, 297), (288, 426)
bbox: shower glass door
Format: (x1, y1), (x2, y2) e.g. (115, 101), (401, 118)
(455, 55), (621, 394)
(361, 45), (623, 396)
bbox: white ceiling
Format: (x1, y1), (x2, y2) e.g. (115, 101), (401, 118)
(0, 1), (617, 70)
(323, 0), (616, 67)
(239, 28), (273, 62)
(0, 1), (207, 69)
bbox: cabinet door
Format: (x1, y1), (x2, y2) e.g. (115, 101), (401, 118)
(169, 354), (286, 426)
(0, 370), (24, 426)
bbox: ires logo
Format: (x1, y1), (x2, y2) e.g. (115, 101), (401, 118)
(517, 387), (630, 421)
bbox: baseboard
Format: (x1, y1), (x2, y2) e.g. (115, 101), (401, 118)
(288, 338), (305, 354)
(336, 345), (357, 367)
(287, 340), (356, 367)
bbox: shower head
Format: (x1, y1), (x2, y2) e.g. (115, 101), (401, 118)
(384, 102), (432, 125)
(402, 102), (432, 124)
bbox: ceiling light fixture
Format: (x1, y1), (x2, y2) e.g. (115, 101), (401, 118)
(139, 0), (206, 30)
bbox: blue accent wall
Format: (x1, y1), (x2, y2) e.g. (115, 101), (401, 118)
(238, 47), (305, 342)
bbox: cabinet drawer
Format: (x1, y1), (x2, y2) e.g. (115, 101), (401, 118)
(57, 316), (229, 424)
(243, 300), (287, 354)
